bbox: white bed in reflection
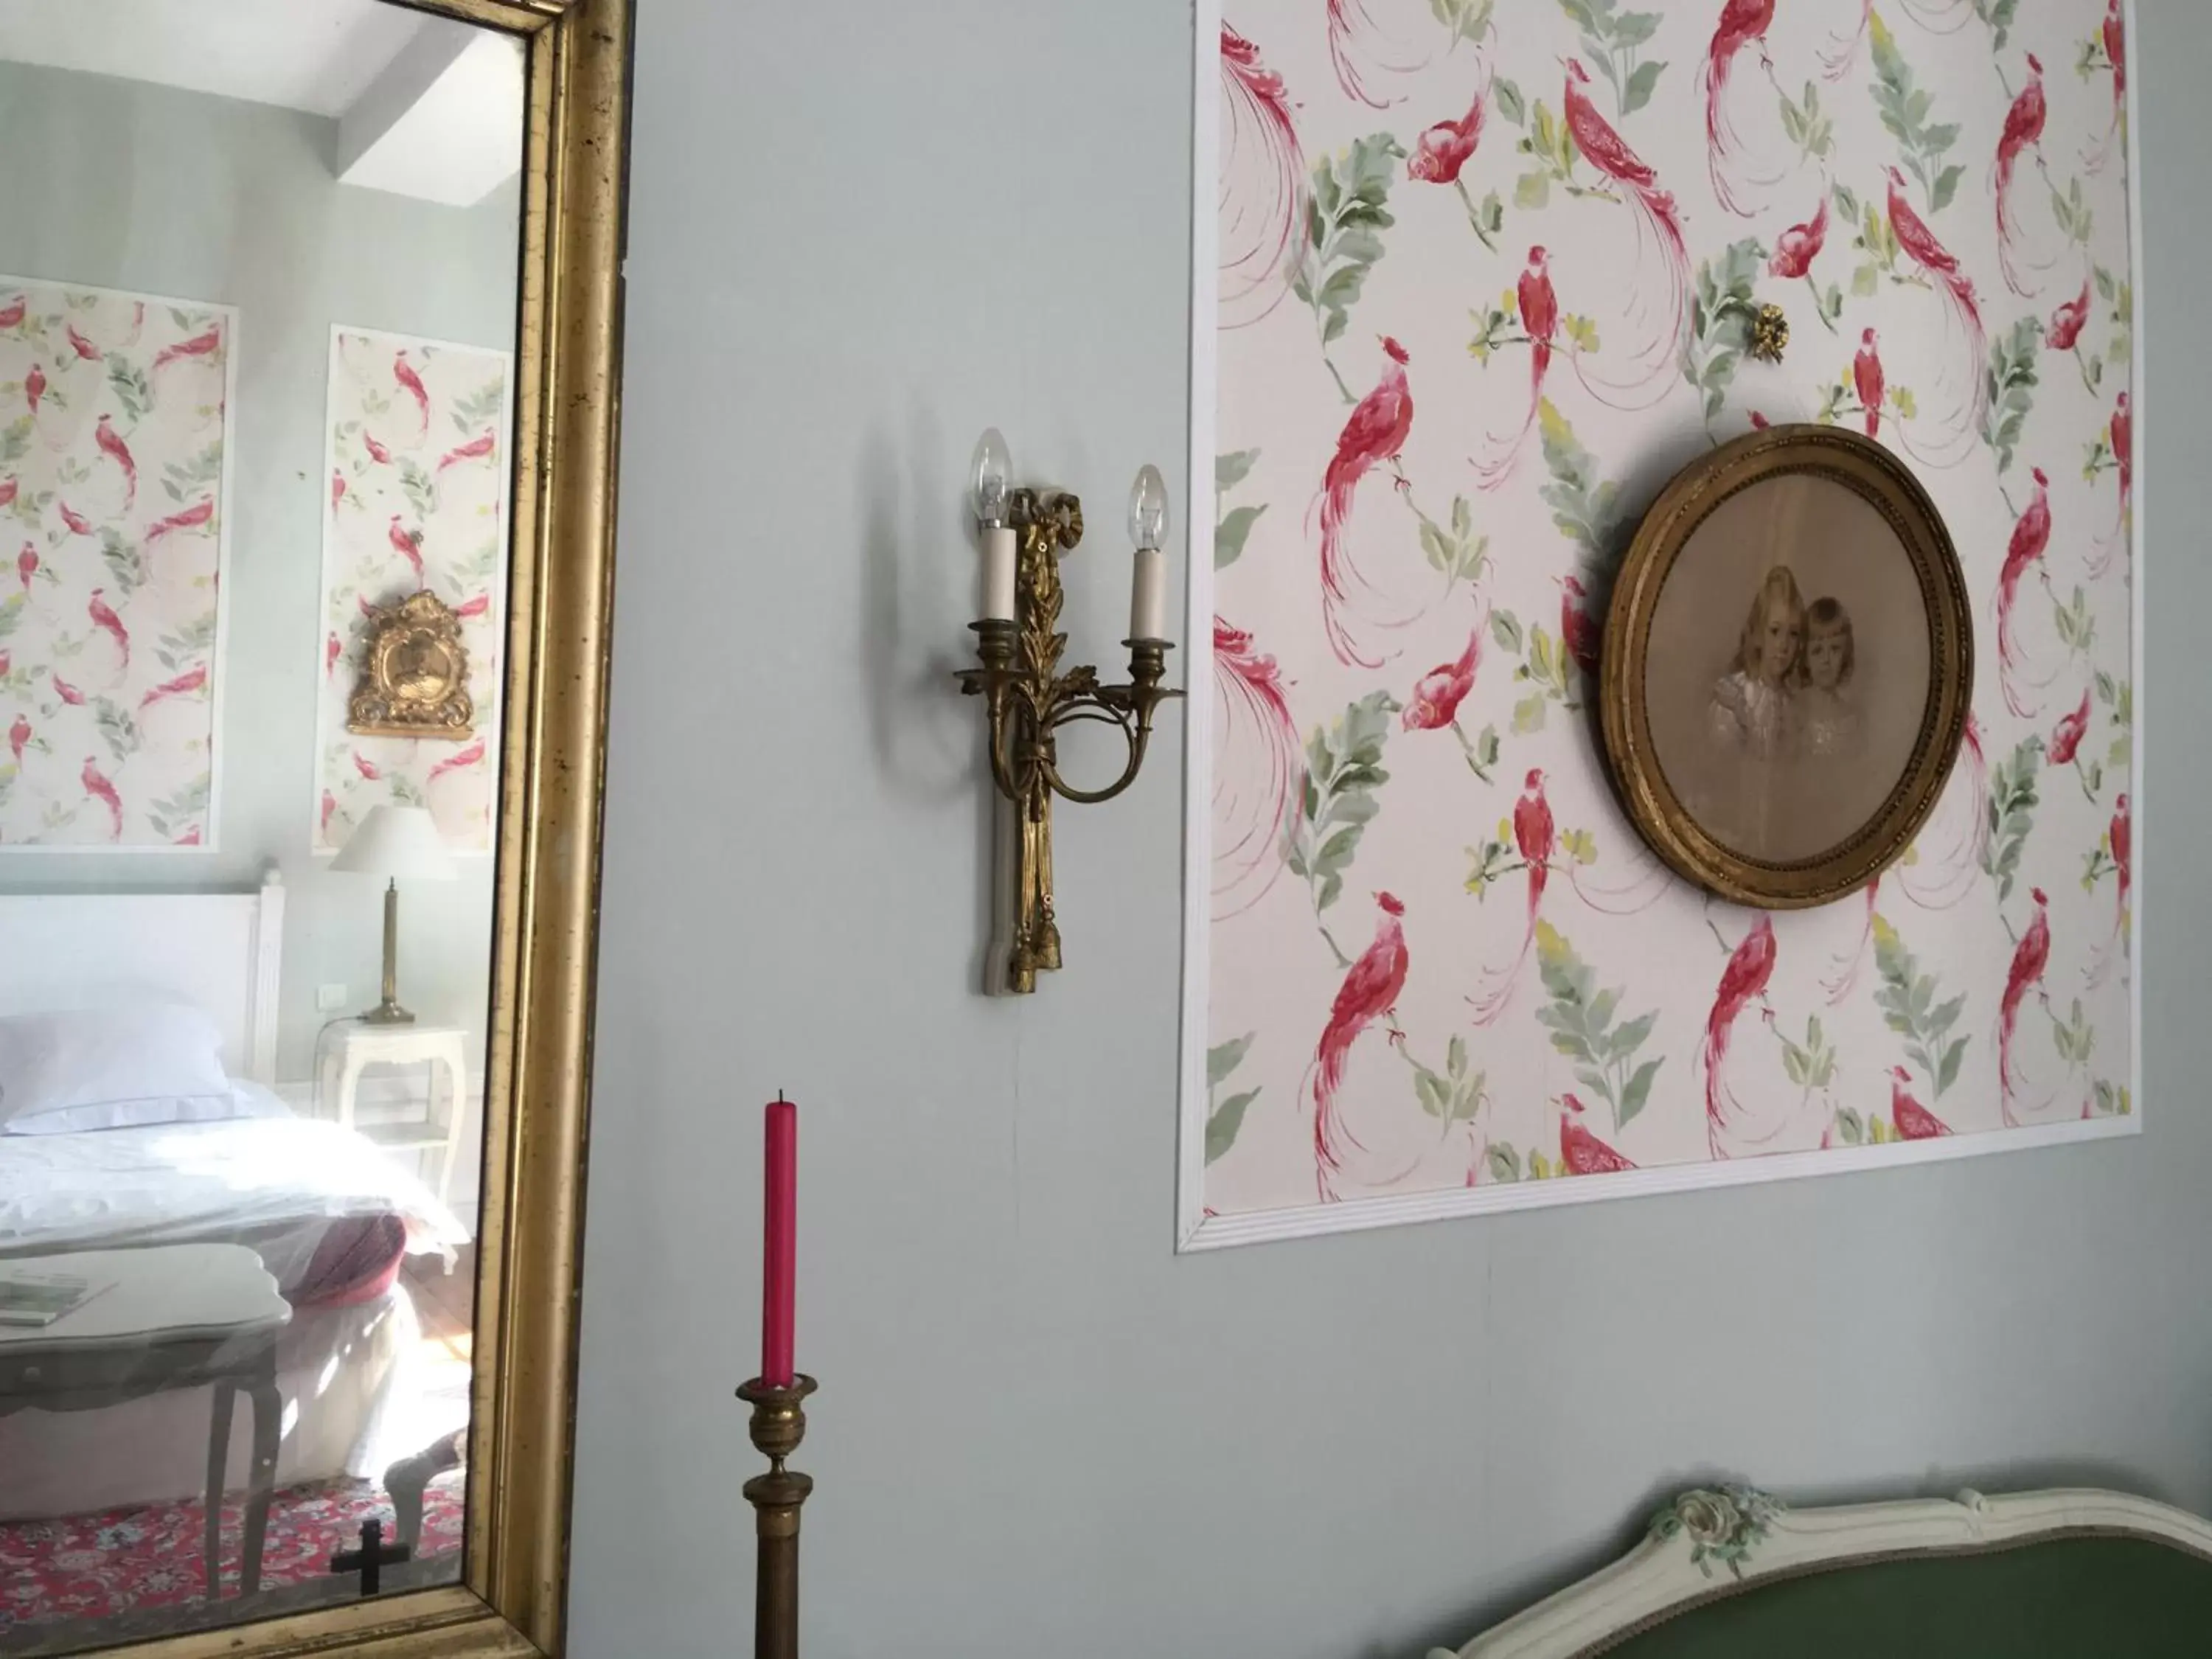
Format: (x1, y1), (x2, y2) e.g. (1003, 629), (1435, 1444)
(0, 873), (469, 1521)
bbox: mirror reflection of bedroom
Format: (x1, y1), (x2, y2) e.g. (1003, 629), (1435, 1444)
(0, 1), (521, 1649)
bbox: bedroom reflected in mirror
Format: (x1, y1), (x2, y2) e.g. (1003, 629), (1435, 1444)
(0, 0), (524, 1650)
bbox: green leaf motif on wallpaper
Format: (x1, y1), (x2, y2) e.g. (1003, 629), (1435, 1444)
(1535, 400), (1625, 566)
(91, 698), (140, 766)
(450, 380), (506, 436)
(1981, 316), (2042, 476)
(2051, 998), (2096, 1071)
(0, 416), (30, 468)
(1982, 736), (2045, 904)
(145, 773), (211, 843)
(1974, 0), (2020, 52)
(1558, 0), (1667, 118)
(1291, 133), (1406, 357)
(106, 359), (153, 426)
(1416, 494), (1488, 587)
(1778, 1016), (1839, 1093)
(2048, 175), (2095, 248)
(1402, 1032), (1488, 1135)
(1494, 75), (1527, 128)
(1205, 1033), (1260, 1166)
(1778, 80), (1836, 161)
(1285, 691), (1399, 959)
(2096, 672), (2132, 770)
(2093, 1080), (2132, 1118)
(1868, 13), (1965, 213)
(161, 440), (223, 504)
(2052, 584), (2096, 658)
(1871, 915), (1969, 1097)
(1430, 0), (1494, 49)
(1214, 449), (1267, 571)
(97, 529), (144, 601)
(1686, 239), (1767, 425)
(156, 611), (218, 674)
(1534, 922), (1663, 1133)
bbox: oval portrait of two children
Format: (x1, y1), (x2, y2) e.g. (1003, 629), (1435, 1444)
(1601, 425), (1973, 910)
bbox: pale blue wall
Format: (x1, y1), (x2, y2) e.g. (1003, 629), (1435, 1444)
(574, 4), (2209, 1655)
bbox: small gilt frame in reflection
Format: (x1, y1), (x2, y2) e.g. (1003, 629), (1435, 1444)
(347, 590), (475, 741)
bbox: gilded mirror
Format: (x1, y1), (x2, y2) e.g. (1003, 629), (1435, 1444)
(1600, 425), (1972, 909)
(0, 1), (626, 1655)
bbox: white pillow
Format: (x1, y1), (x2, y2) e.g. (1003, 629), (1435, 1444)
(4, 1079), (294, 1136)
(0, 1004), (233, 1133)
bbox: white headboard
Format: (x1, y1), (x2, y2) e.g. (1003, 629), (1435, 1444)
(0, 868), (285, 1085)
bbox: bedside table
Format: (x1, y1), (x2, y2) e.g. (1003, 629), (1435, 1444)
(315, 1020), (470, 1205)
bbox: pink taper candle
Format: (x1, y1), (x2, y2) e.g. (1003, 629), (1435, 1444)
(762, 1094), (797, 1386)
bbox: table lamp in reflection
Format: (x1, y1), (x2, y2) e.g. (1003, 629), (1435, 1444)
(332, 804), (457, 1025)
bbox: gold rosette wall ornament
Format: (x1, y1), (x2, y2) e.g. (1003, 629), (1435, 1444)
(348, 590), (475, 741)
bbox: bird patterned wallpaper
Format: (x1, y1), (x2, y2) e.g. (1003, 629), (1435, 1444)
(316, 327), (510, 857)
(0, 278), (231, 849)
(1194, 0), (2135, 1240)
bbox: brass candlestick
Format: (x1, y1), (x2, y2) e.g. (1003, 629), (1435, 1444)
(956, 487), (1183, 993)
(737, 1374), (816, 1659)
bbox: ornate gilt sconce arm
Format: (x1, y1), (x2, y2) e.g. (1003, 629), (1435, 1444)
(956, 487), (1182, 993)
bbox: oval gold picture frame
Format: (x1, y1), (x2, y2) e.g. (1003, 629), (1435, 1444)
(1599, 424), (1973, 910)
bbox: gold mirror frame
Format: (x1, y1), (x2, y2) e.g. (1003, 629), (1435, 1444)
(105, 1), (630, 1655)
(1599, 424), (1972, 910)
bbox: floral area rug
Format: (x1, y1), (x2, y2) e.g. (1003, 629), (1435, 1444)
(0, 1476), (464, 1632)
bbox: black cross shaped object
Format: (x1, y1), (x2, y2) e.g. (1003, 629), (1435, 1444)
(330, 1517), (414, 1595)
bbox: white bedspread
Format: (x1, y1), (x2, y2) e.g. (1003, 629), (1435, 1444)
(0, 1115), (467, 1259)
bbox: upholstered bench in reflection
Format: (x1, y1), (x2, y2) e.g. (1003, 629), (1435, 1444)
(1437, 1488), (2212, 1658)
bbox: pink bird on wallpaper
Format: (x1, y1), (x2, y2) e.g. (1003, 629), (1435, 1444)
(1213, 619), (1301, 918)
(86, 588), (128, 667)
(354, 754), (382, 782)
(1560, 1094), (1637, 1175)
(16, 544), (35, 592)
(1564, 61), (1688, 411)
(325, 631), (343, 680)
(153, 325), (222, 372)
(364, 430), (394, 465)
(1890, 1066), (1952, 1141)
(430, 740), (487, 782)
(388, 516), (426, 585)
(50, 674), (83, 706)
(56, 501), (92, 537)
(2048, 689), (2092, 768)
(1885, 167), (1987, 461)
(1326, 0), (1426, 110)
(2090, 0), (2126, 171)
(1899, 712), (1988, 911)
(0, 476), (15, 509)
(1702, 0), (1778, 218)
(2089, 793), (2132, 988)
(394, 351), (431, 432)
(1703, 916), (1776, 1158)
(454, 591), (491, 619)
(1559, 574), (1601, 679)
(1994, 55), (2051, 297)
(358, 594), (379, 619)
(80, 757), (122, 841)
(1471, 769), (1554, 1026)
(1218, 24), (1307, 330)
(65, 324), (101, 363)
(438, 431), (498, 472)
(1401, 625), (1482, 733)
(331, 470), (347, 513)
(7, 716), (27, 767)
(1476, 247), (1556, 488)
(24, 364), (45, 418)
(2091, 391), (2131, 577)
(1994, 467), (2055, 718)
(145, 498), (214, 545)
(139, 664), (206, 709)
(2048, 279), (2091, 353)
(1407, 80), (1485, 186)
(1854, 329), (1885, 439)
(0, 295), (23, 331)
(1307, 891), (1410, 1203)
(1312, 336), (1414, 669)
(321, 790), (338, 838)
(0, 650), (9, 679)
(174, 827), (201, 846)
(94, 416), (136, 509)
(1998, 888), (2052, 1127)
(1768, 198), (1828, 282)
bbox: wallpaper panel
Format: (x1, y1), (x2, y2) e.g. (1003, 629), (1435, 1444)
(0, 278), (232, 848)
(1195, 0), (2135, 1237)
(315, 326), (511, 857)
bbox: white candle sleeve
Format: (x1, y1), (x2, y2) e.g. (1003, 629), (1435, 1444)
(1130, 546), (1168, 641)
(982, 526), (1017, 621)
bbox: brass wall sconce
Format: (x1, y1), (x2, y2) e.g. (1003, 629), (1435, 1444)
(956, 429), (1182, 994)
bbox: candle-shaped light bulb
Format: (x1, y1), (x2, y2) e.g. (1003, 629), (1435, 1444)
(972, 428), (1017, 622)
(1127, 463), (1169, 641)
(971, 427), (1012, 527)
(1128, 463), (1169, 552)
